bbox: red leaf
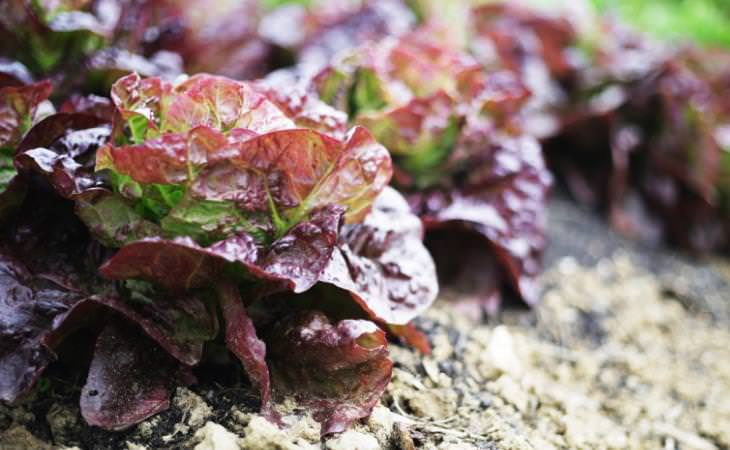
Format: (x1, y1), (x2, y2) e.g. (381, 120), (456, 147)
(217, 282), (271, 409)
(267, 311), (392, 436)
(0, 80), (52, 149)
(80, 321), (193, 431)
(321, 187), (438, 325)
(412, 133), (552, 306)
(99, 204), (342, 293)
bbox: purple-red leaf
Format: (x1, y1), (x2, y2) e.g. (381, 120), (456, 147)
(110, 73), (294, 138)
(97, 74), (392, 246)
(15, 113), (110, 199)
(0, 80), (52, 150)
(320, 187), (438, 326)
(143, 0), (271, 79)
(217, 282), (270, 409)
(261, 0), (414, 69)
(80, 320), (194, 431)
(266, 311), (392, 436)
(0, 181), (210, 406)
(254, 76), (348, 139)
(49, 293), (217, 367)
(411, 133), (551, 307)
(0, 182), (104, 402)
(0, 248), (84, 402)
(60, 95), (115, 121)
(1, 79), (52, 194)
(99, 204), (342, 294)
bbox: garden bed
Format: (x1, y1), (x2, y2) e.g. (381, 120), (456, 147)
(3, 195), (729, 450)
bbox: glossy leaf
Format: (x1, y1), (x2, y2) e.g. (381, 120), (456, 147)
(261, 0), (415, 69)
(15, 113), (110, 198)
(0, 181), (104, 402)
(356, 92), (461, 188)
(60, 94), (115, 120)
(0, 247), (85, 402)
(217, 282), (270, 409)
(80, 320), (194, 431)
(411, 133), (551, 306)
(0, 80), (52, 191)
(254, 75), (348, 139)
(320, 187), (438, 325)
(109, 73), (294, 140)
(0, 179), (213, 404)
(267, 311), (392, 436)
(99, 204), (342, 294)
(98, 74), (391, 246)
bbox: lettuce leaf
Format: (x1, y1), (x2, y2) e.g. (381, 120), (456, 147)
(0, 79), (53, 192)
(80, 320), (195, 430)
(308, 23), (550, 309)
(321, 187), (438, 326)
(94, 73), (391, 246)
(266, 311), (392, 436)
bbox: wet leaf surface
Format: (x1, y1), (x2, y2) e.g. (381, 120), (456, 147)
(267, 311), (392, 436)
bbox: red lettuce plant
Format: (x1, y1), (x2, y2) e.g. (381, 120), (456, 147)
(138, 0), (273, 80)
(463, 1), (730, 254)
(306, 23), (551, 314)
(479, 3), (730, 253)
(1, 109), (209, 430)
(0, 72), (52, 216)
(1, 72), (438, 435)
(0, 81), (52, 186)
(260, 0), (415, 71)
(0, 0), (182, 97)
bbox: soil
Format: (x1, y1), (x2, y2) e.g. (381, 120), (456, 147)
(2, 195), (730, 450)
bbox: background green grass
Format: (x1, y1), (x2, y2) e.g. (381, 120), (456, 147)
(592, 0), (730, 49)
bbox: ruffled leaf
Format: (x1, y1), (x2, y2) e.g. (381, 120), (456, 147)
(97, 124), (390, 243)
(0, 181), (104, 402)
(320, 187), (438, 325)
(52, 292), (217, 367)
(356, 92), (461, 188)
(0, 180), (212, 405)
(97, 74), (392, 248)
(15, 113), (110, 198)
(0, 80), (52, 191)
(75, 189), (161, 247)
(261, 0), (415, 69)
(0, 248), (85, 401)
(411, 133), (551, 307)
(60, 94), (115, 121)
(255, 76), (348, 139)
(266, 311), (392, 436)
(99, 204), (342, 294)
(80, 320), (194, 431)
(110, 73), (294, 141)
(217, 282), (270, 409)
(0, 80), (53, 149)
(142, 0), (271, 79)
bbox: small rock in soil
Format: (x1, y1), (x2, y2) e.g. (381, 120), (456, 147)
(192, 422), (239, 450)
(325, 430), (380, 450)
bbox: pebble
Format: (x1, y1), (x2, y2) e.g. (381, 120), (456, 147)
(325, 430), (380, 450)
(487, 326), (523, 378)
(174, 388), (213, 429)
(193, 422), (240, 450)
(367, 405), (395, 445)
